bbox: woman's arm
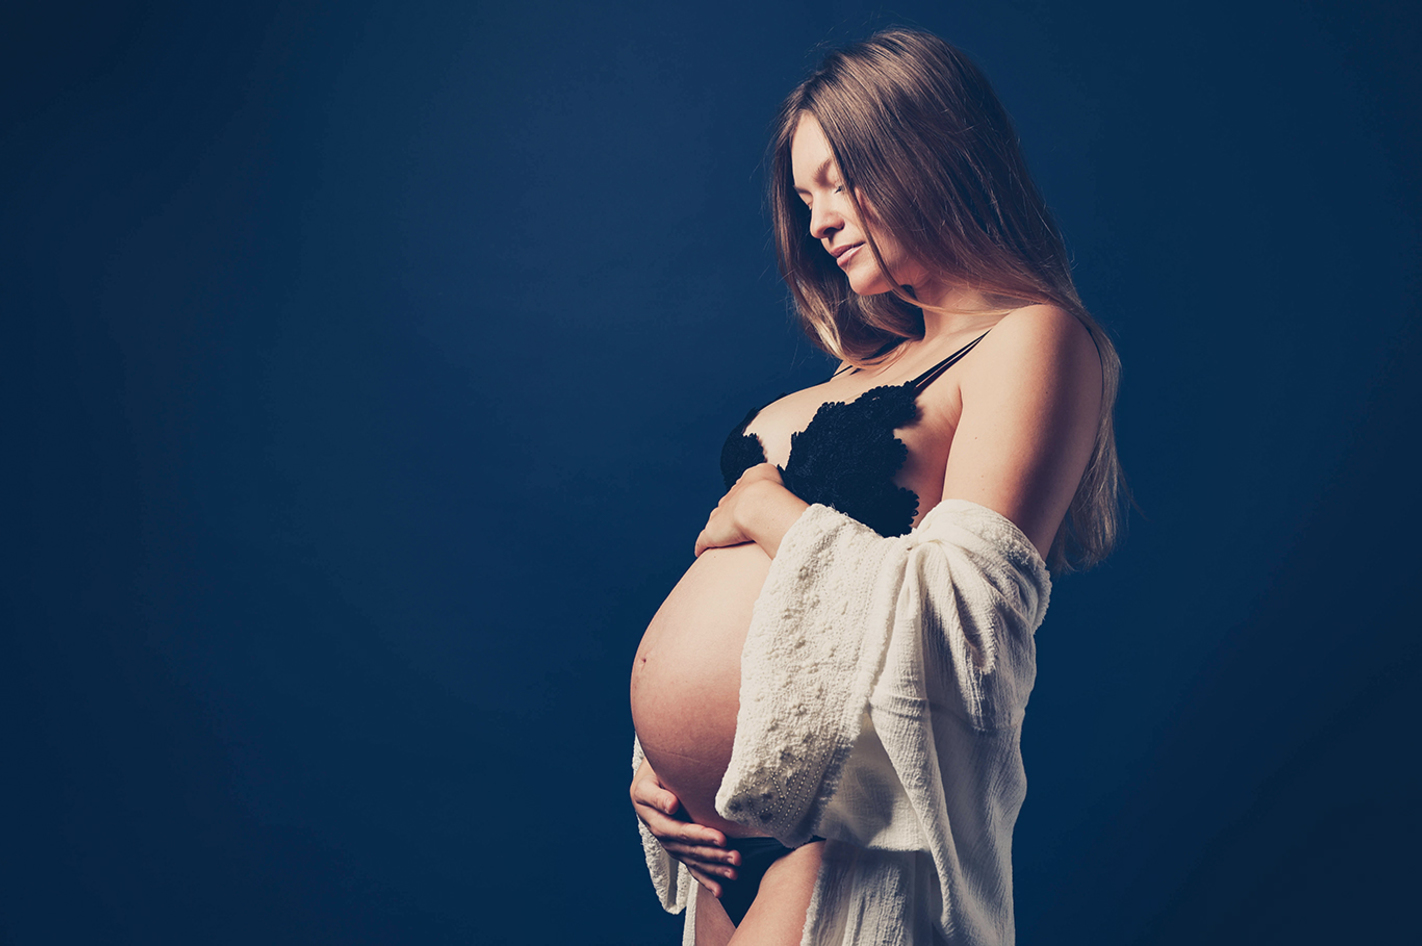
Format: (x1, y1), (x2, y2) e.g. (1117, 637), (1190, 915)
(940, 305), (1102, 558)
(693, 463), (809, 559)
(692, 305), (1100, 561)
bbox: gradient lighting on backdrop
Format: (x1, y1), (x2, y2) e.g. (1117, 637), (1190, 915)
(3, 1), (1418, 943)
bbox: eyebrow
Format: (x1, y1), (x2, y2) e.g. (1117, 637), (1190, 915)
(793, 157), (836, 195)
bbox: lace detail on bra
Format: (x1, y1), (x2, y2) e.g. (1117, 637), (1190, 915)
(719, 332), (988, 537)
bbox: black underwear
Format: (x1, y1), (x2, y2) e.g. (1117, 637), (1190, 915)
(718, 836), (825, 926)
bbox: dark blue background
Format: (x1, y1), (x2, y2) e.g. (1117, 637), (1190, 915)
(4, 1), (1418, 943)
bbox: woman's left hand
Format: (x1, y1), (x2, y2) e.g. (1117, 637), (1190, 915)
(694, 464), (806, 558)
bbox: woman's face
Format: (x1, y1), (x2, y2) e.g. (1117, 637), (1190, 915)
(790, 113), (928, 297)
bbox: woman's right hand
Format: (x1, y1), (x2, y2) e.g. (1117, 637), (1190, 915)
(630, 760), (740, 898)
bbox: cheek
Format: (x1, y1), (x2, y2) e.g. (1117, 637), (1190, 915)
(846, 251), (897, 294)
(870, 236), (920, 281)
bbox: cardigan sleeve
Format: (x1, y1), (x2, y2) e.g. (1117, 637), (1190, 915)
(714, 499), (1051, 849)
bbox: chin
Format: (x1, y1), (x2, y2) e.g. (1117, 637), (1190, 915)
(849, 274), (897, 297)
(843, 257), (901, 296)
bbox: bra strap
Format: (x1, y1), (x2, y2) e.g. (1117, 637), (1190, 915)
(910, 331), (990, 391)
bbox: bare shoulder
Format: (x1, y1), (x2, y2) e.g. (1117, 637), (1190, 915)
(939, 305), (1105, 557)
(973, 304), (1099, 376)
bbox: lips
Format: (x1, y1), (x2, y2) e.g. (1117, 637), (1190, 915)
(832, 243), (863, 267)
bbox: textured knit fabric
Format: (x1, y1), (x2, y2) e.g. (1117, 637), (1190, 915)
(635, 498), (1051, 945)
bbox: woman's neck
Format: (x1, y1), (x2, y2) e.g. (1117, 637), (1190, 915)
(914, 280), (1006, 341)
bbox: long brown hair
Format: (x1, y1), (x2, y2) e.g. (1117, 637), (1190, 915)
(769, 28), (1124, 571)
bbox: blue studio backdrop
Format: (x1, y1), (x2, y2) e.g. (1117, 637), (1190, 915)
(4, 1), (1419, 943)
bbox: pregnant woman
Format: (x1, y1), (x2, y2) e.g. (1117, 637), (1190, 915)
(630, 29), (1123, 946)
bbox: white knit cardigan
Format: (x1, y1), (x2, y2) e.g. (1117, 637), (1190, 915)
(635, 498), (1052, 946)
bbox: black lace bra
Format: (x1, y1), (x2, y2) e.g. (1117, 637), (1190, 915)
(720, 332), (988, 537)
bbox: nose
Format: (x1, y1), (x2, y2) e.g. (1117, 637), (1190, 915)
(808, 201), (843, 241)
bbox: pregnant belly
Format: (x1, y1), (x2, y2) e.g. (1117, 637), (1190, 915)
(630, 542), (772, 836)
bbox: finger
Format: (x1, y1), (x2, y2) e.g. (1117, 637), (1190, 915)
(641, 813), (729, 849)
(639, 802), (711, 842)
(665, 849), (740, 881)
(658, 819), (728, 847)
(694, 528), (729, 558)
(630, 786), (687, 822)
(630, 779), (682, 817)
(694, 527), (722, 557)
(686, 866), (724, 899)
(662, 837), (737, 863)
(644, 788), (681, 818)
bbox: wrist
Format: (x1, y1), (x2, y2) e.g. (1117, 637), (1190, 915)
(734, 478), (781, 532)
(737, 478), (808, 558)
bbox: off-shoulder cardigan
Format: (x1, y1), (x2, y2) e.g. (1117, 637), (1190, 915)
(634, 498), (1052, 946)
